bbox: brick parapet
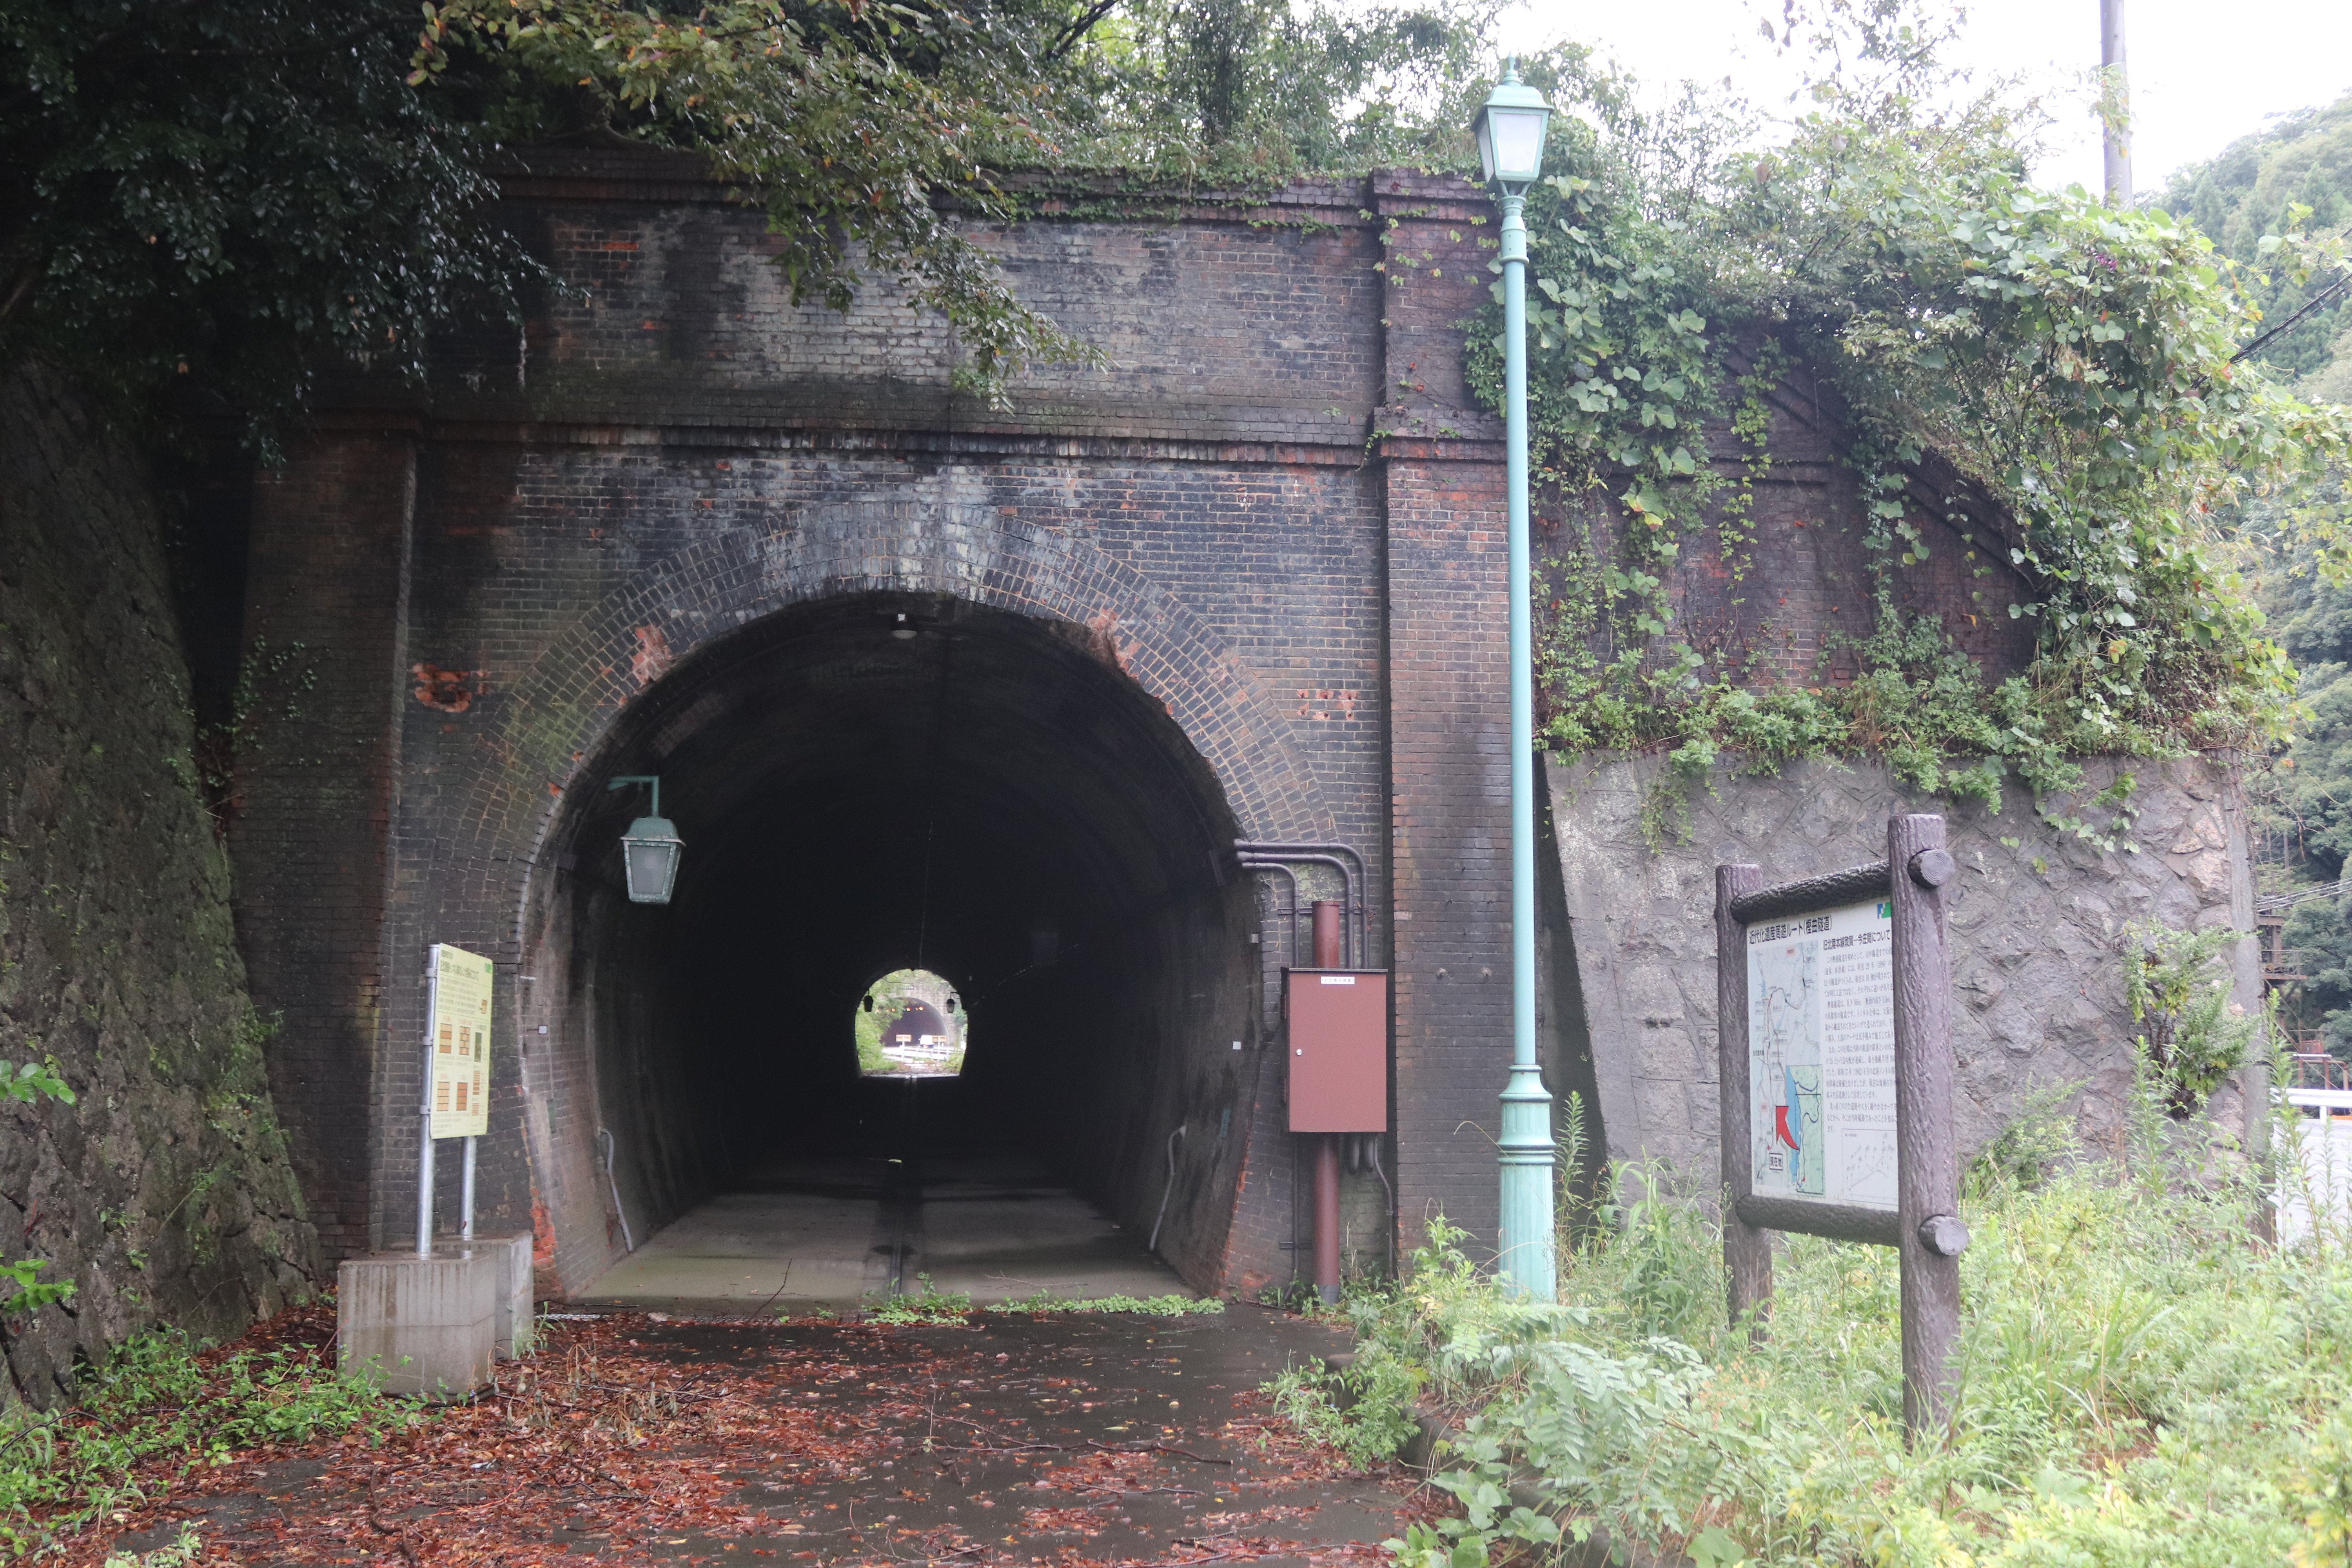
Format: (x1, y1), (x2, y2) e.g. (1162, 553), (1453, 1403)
(232, 433), (417, 1262)
(237, 157), (2056, 1283)
(1383, 454), (1513, 1251)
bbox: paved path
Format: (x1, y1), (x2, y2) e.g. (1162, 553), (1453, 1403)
(100, 1309), (1419, 1567)
(577, 1155), (1191, 1315)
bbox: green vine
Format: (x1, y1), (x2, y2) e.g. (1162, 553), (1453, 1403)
(1470, 33), (2352, 842)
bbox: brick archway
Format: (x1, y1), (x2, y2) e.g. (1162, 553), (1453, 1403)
(414, 497), (1345, 1292)
(443, 497), (1341, 913)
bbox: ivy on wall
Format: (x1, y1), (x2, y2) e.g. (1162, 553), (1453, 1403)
(1466, 22), (2352, 831)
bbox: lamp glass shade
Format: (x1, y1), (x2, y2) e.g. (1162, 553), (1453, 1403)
(1472, 68), (1553, 187)
(1478, 104), (1550, 184)
(621, 815), (684, 904)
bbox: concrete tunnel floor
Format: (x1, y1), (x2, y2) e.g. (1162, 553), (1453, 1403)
(575, 1152), (1195, 1313)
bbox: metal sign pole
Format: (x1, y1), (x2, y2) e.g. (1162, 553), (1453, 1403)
(419, 944), (441, 1258)
(461, 1136), (478, 1244)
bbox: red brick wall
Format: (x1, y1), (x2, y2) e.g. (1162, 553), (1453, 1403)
(232, 158), (2031, 1287)
(234, 425), (417, 1261)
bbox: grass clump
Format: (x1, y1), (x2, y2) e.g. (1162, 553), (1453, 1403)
(865, 1275), (976, 1325)
(865, 1279), (1229, 1323)
(0, 1318), (411, 1554)
(986, 1292), (1225, 1316)
(1276, 1099), (2352, 1565)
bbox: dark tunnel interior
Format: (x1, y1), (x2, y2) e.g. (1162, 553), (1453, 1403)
(537, 593), (1264, 1289)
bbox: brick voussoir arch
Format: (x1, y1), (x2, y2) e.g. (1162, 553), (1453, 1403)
(443, 502), (1341, 914)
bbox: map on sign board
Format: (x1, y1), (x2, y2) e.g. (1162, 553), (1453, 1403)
(1746, 897), (1897, 1211)
(428, 944), (494, 1140)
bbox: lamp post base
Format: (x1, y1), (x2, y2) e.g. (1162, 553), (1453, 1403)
(1497, 1061), (1556, 1298)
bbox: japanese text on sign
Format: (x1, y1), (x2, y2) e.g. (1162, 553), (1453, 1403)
(428, 944), (494, 1140)
(1746, 898), (1896, 1211)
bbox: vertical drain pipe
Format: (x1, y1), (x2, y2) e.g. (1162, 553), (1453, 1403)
(597, 1127), (635, 1253)
(1148, 1125), (1188, 1254)
(1310, 900), (1344, 1304)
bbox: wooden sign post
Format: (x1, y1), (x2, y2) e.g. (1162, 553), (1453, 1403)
(1718, 813), (1965, 1439)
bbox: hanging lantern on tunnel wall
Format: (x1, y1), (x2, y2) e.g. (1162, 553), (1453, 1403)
(607, 774), (684, 905)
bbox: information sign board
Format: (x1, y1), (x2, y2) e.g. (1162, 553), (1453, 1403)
(1746, 897), (1897, 1211)
(427, 944), (494, 1140)
(1717, 815), (1964, 1441)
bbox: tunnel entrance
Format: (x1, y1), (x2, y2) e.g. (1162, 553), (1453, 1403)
(529, 593), (1261, 1307)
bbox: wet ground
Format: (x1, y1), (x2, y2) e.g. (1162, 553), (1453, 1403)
(92, 1307), (1427, 1568)
(578, 1156), (1189, 1314)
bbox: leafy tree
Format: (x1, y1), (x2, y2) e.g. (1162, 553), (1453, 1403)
(2167, 94), (2352, 1049)
(0, 0), (534, 437)
(2, 0), (1496, 437)
(2160, 91), (2352, 382)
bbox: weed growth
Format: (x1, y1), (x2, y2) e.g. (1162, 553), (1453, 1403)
(1276, 1103), (2352, 1565)
(2127, 920), (2262, 1117)
(863, 1279), (1227, 1323)
(0, 1324), (411, 1554)
(102, 1522), (201, 1568)
(865, 1276), (976, 1325)
(1, 1056), (76, 1312)
(986, 1292), (1225, 1316)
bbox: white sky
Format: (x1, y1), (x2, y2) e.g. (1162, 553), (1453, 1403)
(1491, 0), (2352, 198)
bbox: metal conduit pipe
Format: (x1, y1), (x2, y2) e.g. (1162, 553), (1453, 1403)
(1236, 841), (1369, 965)
(1238, 851), (1353, 957)
(1241, 860), (1303, 969)
(1148, 1125), (1188, 1254)
(1367, 1136), (1396, 1280)
(1243, 854), (1357, 967)
(1240, 861), (1303, 1035)
(1236, 843), (1367, 923)
(1237, 855), (1347, 962)
(1238, 843), (1351, 911)
(596, 1127), (635, 1253)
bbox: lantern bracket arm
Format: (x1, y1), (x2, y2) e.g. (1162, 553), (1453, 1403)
(607, 774), (661, 818)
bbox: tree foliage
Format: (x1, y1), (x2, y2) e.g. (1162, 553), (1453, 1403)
(2161, 90), (2352, 383)
(0, 0), (1494, 435)
(2164, 89), (2352, 1050)
(0, 0), (533, 437)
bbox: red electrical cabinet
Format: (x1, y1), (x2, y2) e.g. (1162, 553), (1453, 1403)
(1285, 969), (1389, 1132)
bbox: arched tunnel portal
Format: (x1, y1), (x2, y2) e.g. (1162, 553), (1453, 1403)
(525, 593), (1267, 1307)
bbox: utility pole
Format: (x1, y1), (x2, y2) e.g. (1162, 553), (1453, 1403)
(2101, 0), (2132, 205)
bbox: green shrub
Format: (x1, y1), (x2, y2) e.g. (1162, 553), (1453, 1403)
(0, 1324), (409, 1555)
(1267, 1128), (2352, 1566)
(2126, 920), (2260, 1118)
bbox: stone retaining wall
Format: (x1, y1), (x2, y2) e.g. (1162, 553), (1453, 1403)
(0, 362), (317, 1404)
(1545, 752), (2262, 1179)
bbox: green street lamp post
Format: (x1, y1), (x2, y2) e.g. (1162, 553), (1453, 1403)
(1474, 60), (1557, 1299)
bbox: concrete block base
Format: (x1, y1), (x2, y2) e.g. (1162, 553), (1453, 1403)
(337, 1249), (496, 1400)
(476, 1233), (537, 1358)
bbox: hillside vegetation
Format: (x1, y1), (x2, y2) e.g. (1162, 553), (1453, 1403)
(1280, 1090), (2352, 1566)
(2161, 93), (2352, 1053)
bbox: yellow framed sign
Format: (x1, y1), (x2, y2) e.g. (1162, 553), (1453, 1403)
(427, 944), (494, 1139)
